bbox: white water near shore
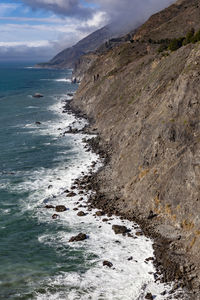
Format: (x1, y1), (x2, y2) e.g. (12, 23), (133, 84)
(8, 91), (183, 299)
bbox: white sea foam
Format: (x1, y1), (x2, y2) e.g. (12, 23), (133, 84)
(26, 106), (39, 109)
(33, 182), (183, 300)
(55, 78), (71, 83)
(40, 78), (71, 83)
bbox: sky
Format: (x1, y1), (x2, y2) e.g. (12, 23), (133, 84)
(0, 0), (175, 62)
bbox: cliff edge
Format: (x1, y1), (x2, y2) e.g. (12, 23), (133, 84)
(72, 0), (200, 297)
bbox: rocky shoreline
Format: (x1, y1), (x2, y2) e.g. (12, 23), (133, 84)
(61, 98), (195, 299)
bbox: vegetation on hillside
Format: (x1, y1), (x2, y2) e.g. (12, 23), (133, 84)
(151, 28), (200, 53)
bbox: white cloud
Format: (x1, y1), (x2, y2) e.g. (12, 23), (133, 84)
(0, 0), (176, 61)
(0, 41), (50, 47)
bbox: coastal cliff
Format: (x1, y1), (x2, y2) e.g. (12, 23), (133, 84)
(71, 0), (200, 296)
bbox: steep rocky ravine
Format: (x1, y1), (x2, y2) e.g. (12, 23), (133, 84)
(72, 0), (200, 297)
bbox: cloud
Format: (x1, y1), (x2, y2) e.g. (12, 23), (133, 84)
(20, 0), (175, 30)
(22, 0), (93, 19)
(88, 0), (176, 32)
(0, 0), (176, 62)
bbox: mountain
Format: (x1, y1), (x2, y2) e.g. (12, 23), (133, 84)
(36, 24), (131, 69)
(71, 0), (200, 297)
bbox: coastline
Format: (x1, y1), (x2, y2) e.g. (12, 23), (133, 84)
(60, 98), (191, 299)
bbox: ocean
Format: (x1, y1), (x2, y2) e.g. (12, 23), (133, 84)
(0, 62), (179, 300)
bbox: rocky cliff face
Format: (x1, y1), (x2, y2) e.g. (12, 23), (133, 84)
(72, 0), (200, 296)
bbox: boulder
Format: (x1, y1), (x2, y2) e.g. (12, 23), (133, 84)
(128, 256), (133, 261)
(52, 214), (59, 219)
(95, 211), (105, 217)
(77, 211), (86, 217)
(55, 205), (67, 212)
(112, 225), (129, 235)
(66, 191), (77, 197)
(45, 205), (55, 209)
(103, 261), (113, 268)
(135, 231), (143, 236)
(145, 293), (153, 300)
(145, 257), (154, 262)
(69, 233), (87, 242)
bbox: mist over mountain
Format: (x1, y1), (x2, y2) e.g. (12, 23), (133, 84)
(36, 0), (175, 69)
(36, 22), (134, 69)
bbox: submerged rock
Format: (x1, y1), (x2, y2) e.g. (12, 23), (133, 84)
(69, 233), (87, 242)
(33, 93), (43, 98)
(55, 205), (67, 212)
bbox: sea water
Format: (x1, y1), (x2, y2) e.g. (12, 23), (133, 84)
(0, 62), (182, 300)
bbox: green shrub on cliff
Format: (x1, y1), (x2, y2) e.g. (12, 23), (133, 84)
(191, 30), (200, 43)
(182, 28), (195, 45)
(158, 44), (168, 53)
(153, 28), (200, 54)
(168, 37), (184, 51)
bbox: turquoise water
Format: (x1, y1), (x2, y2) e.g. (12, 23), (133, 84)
(0, 62), (95, 299)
